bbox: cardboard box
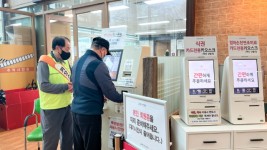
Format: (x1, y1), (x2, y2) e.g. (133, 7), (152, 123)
(5, 26), (32, 45)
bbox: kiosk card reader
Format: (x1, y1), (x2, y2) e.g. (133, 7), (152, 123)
(180, 36), (221, 125)
(221, 36), (265, 124)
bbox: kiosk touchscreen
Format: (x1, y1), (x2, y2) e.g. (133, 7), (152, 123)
(103, 49), (123, 81)
(180, 57), (221, 125)
(221, 56), (265, 124)
(232, 59), (259, 94)
(188, 60), (216, 95)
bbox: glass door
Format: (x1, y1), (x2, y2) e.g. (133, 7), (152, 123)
(45, 11), (73, 54)
(72, 3), (107, 62)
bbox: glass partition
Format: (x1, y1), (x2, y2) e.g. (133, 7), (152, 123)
(108, 0), (187, 56)
(0, 10), (34, 45)
(47, 0), (73, 10)
(77, 10), (102, 57)
(45, 11), (73, 63)
(17, 4), (43, 13)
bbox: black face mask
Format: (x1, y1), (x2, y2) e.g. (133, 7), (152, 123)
(60, 49), (71, 60)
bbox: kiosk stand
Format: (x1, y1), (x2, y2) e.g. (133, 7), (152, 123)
(179, 36), (221, 125)
(101, 46), (150, 150)
(171, 36), (267, 150)
(221, 36), (265, 124)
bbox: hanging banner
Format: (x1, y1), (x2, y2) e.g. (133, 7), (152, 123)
(0, 44), (36, 90)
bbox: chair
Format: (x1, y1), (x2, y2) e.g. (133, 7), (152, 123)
(24, 98), (43, 150)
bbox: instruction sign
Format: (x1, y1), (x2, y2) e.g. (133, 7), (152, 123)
(188, 109), (220, 124)
(124, 93), (169, 150)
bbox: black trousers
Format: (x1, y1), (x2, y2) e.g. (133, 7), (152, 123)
(72, 113), (102, 150)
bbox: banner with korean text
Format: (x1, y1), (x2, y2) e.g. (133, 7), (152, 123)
(0, 44), (36, 90)
(228, 36), (260, 56)
(124, 93), (169, 150)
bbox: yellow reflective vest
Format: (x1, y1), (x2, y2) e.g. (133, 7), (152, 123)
(39, 54), (71, 109)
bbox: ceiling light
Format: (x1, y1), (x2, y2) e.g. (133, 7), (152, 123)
(166, 29), (186, 33)
(139, 21), (170, 26)
(144, 0), (173, 5)
(50, 20), (57, 23)
(91, 10), (102, 14)
(109, 5), (129, 11)
(110, 25), (127, 28)
(135, 31), (156, 35)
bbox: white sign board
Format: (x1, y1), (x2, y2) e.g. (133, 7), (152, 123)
(102, 28), (126, 50)
(228, 36), (260, 56)
(184, 36), (217, 57)
(176, 39), (184, 49)
(124, 93), (169, 150)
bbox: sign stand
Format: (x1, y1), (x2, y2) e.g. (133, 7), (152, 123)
(124, 93), (170, 150)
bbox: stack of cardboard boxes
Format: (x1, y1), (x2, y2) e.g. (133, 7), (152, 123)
(5, 26), (32, 45)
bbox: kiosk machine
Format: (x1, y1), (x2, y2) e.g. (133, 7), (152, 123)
(103, 46), (150, 110)
(221, 36), (265, 124)
(180, 36), (221, 125)
(102, 46), (150, 149)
